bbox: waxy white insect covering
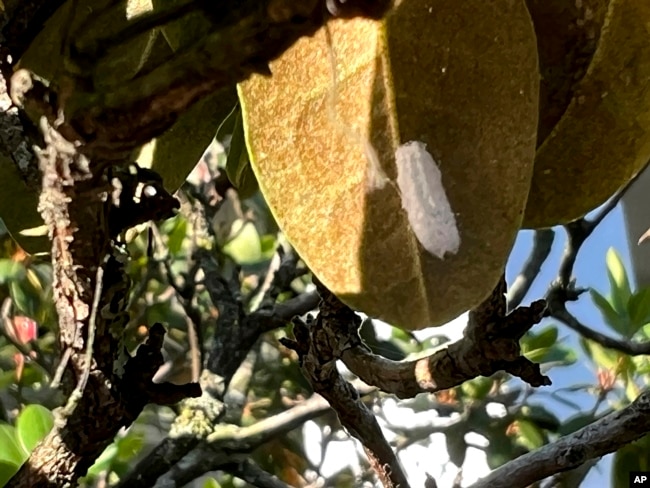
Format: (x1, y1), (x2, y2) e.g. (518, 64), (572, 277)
(395, 141), (460, 259)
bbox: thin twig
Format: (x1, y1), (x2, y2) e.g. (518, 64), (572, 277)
(546, 164), (650, 357)
(151, 222), (205, 374)
(547, 294), (650, 356)
(588, 163), (648, 230)
(153, 393), (335, 487)
(60, 263), (103, 416)
(186, 314), (201, 383)
(79, 264), (103, 393)
(206, 393), (331, 447)
(556, 169), (645, 288)
(507, 229), (555, 310)
(50, 348), (72, 389)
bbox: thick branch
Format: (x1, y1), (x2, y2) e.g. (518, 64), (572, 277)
(470, 389), (650, 488)
(22, 0), (392, 160)
(7, 122), (199, 488)
(343, 277), (550, 399)
(282, 283), (412, 488)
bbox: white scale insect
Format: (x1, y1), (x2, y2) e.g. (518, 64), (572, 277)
(394, 141), (461, 259)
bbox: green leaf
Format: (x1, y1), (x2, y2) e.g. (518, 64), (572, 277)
(519, 405), (561, 432)
(633, 353), (650, 375)
(30, 263), (52, 291)
(524, 347), (552, 363)
(606, 247), (632, 315)
(225, 108), (258, 199)
(590, 289), (629, 337)
(515, 420), (545, 450)
(16, 405), (53, 454)
(536, 344), (578, 367)
(215, 102), (240, 143)
(115, 431), (143, 461)
(580, 338), (620, 370)
(86, 443), (118, 478)
(627, 287), (650, 332)
(486, 441), (515, 469)
(523, 327), (577, 366)
(144, 82), (237, 192)
(522, 325), (558, 352)
(461, 377), (493, 400)
(0, 460), (20, 488)
(166, 216), (187, 256)
(0, 259), (26, 284)
(623, 368), (640, 403)
(0, 424), (28, 466)
(12, 364), (43, 387)
(222, 220), (262, 264)
(612, 434), (650, 488)
(390, 327), (413, 344)
(618, 354), (637, 377)
(203, 477), (222, 488)
(558, 412), (596, 436)
(9, 278), (40, 318)
(109, 459), (133, 478)
(0, 370), (17, 389)
(259, 235), (278, 259)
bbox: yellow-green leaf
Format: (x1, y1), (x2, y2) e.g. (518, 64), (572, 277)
(524, 0), (650, 227)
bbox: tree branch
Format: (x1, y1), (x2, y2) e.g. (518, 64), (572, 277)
(15, 0), (392, 161)
(470, 389), (650, 488)
(547, 289), (650, 355)
(342, 276), (550, 399)
(544, 168), (650, 357)
(282, 282), (412, 488)
(7, 121), (199, 487)
(224, 459), (293, 488)
(507, 229), (555, 310)
(117, 244), (318, 487)
(151, 393), (334, 487)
